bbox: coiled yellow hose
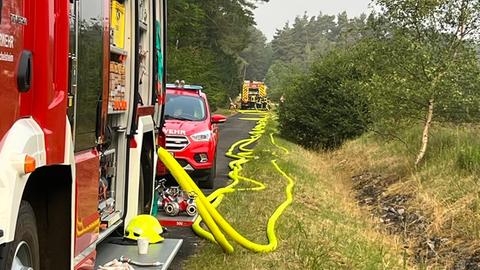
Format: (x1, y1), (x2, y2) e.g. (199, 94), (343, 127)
(157, 111), (294, 253)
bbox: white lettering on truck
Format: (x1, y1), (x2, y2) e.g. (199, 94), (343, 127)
(10, 14), (28, 25)
(0, 33), (14, 48)
(0, 52), (13, 62)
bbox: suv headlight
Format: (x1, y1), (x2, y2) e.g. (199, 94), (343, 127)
(190, 130), (212, 142)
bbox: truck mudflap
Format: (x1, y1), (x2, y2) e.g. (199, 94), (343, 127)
(94, 238), (182, 270)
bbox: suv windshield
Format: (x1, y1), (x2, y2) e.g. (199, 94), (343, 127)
(165, 94), (207, 121)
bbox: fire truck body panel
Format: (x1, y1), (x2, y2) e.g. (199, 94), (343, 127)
(0, 0), (168, 268)
(0, 0), (69, 163)
(0, 118), (46, 243)
(0, 0), (25, 141)
(0, 0), (69, 244)
(74, 150), (100, 257)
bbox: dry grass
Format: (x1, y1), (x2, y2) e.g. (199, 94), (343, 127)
(329, 125), (480, 268)
(183, 119), (406, 269)
(182, 118), (480, 269)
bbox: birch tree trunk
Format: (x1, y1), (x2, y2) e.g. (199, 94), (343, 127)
(415, 98), (434, 166)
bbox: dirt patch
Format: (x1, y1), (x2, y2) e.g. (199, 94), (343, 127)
(454, 250), (480, 270)
(352, 173), (399, 206)
(352, 172), (428, 238)
(351, 172), (480, 269)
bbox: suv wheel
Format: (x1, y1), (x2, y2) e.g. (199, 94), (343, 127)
(199, 155), (216, 189)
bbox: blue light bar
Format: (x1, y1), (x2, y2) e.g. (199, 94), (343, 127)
(166, 83), (203, 91)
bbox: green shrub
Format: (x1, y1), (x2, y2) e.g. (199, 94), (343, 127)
(278, 50), (370, 149)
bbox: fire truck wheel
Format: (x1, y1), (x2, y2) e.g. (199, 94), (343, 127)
(1, 201), (40, 270)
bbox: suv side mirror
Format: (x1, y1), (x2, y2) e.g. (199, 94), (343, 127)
(211, 114), (227, 124)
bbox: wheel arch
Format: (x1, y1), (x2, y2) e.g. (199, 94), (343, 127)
(22, 164), (72, 270)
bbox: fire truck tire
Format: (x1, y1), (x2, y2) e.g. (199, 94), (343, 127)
(1, 201), (40, 270)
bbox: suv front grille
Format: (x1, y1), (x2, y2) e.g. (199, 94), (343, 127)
(166, 135), (190, 151)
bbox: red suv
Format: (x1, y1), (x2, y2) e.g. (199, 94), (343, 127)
(162, 83), (227, 188)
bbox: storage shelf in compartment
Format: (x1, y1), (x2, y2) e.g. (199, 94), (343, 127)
(108, 109), (127, 115)
(139, 21), (148, 31)
(110, 45), (128, 56)
(96, 219), (123, 245)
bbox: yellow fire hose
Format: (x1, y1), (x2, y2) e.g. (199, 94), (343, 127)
(157, 111), (294, 253)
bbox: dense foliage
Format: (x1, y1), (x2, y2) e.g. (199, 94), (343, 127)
(166, 0), (270, 110)
(278, 49), (370, 149)
(267, 12), (375, 148)
(269, 2), (480, 158)
(167, 0), (480, 160)
(239, 27), (273, 81)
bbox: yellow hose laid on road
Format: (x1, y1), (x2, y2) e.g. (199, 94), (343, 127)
(157, 112), (294, 253)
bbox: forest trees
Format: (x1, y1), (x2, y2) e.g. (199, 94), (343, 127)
(268, 12), (374, 148)
(272, 1), (480, 163)
(266, 12), (369, 100)
(239, 27), (273, 82)
(166, 0), (269, 110)
(371, 0), (480, 165)
(166, 0), (480, 165)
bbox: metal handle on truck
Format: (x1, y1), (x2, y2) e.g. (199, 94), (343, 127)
(17, 50), (33, 92)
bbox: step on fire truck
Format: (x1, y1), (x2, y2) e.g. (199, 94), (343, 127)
(0, 1), (177, 269)
(241, 80), (268, 110)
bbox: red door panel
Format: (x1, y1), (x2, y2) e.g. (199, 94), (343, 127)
(0, 0), (25, 140)
(29, 0), (69, 164)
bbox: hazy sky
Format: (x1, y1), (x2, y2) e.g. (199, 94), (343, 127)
(254, 0), (372, 41)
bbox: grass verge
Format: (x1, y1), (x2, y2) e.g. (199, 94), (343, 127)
(183, 116), (406, 269)
(329, 124), (480, 268)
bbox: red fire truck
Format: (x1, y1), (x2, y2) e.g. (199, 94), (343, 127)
(0, 0), (170, 269)
(241, 80), (268, 110)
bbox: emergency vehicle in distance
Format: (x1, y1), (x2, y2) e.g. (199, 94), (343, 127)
(241, 80), (268, 110)
(0, 0), (168, 269)
(161, 81), (227, 189)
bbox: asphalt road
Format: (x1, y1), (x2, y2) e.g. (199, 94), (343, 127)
(165, 113), (258, 269)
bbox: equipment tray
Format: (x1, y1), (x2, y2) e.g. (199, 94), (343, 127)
(95, 237), (183, 269)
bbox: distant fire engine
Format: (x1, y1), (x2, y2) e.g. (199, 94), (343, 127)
(241, 81), (268, 110)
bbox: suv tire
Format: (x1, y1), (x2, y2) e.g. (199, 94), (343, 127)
(199, 154), (216, 189)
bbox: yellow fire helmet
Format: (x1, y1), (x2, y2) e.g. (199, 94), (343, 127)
(125, 215), (164, 244)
